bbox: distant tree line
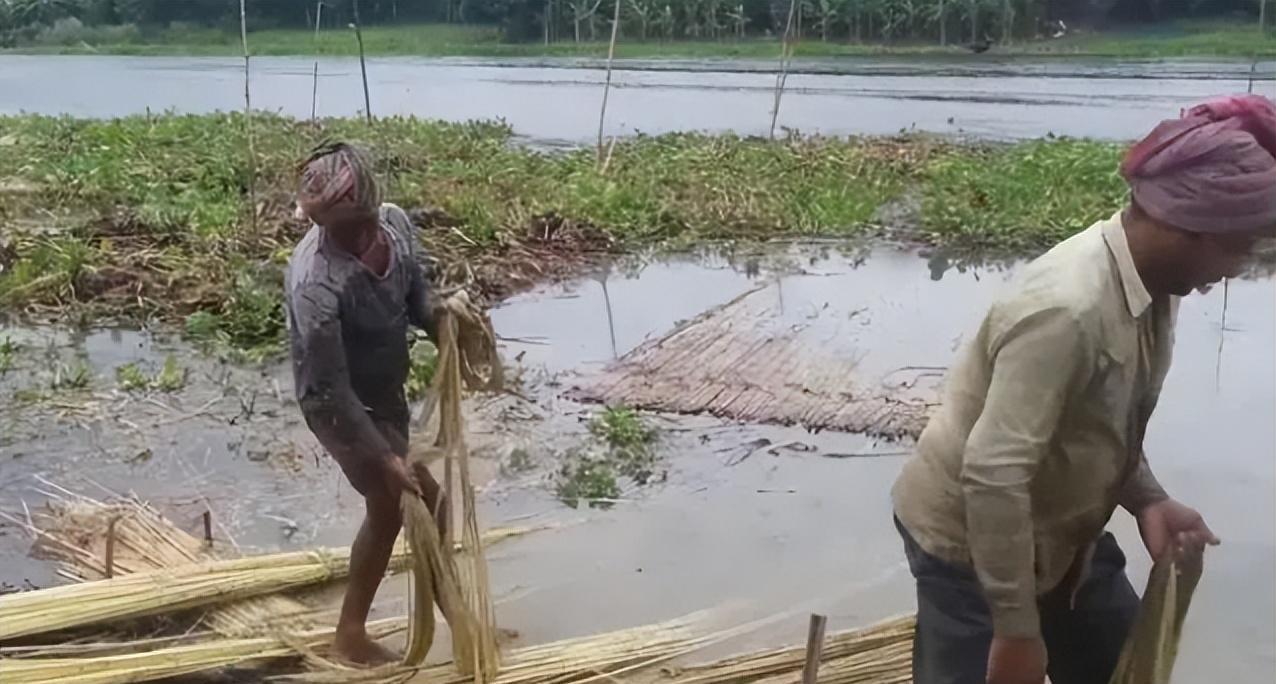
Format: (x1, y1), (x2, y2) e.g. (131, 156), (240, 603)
(0, 0), (1267, 45)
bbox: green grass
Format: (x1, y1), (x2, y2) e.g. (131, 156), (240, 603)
(115, 356), (187, 392)
(1030, 21), (1276, 58)
(921, 138), (1126, 249)
(9, 20), (1274, 58)
(49, 359), (92, 391)
(0, 337), (18, 375)
(0, 112), (1130, 355)
(114, 361), (149, 391)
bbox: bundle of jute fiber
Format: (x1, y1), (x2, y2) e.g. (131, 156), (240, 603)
(1109, 547), (1204, 684)
(397, 293), (502, 681)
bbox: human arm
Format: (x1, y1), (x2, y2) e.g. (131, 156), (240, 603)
(962, 308), (1093, 640)
(383, 204), (438, 342)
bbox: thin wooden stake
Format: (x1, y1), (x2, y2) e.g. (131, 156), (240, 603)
(1215, 278), (1230, 390)
(352, 0), (373, 123)
(311, 1), (324, 120)
(801, 613), (828, 684)
(770, 0), (798, 139)
(597, 0), (622, 168)
(104, 516), (119, 578)
(203, 510), (214, 545)
(239, 0), (258, 241)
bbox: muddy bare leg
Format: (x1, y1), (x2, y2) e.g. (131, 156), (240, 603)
(333, 489), (402, 666)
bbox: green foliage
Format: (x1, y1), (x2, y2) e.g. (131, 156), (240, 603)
(405, 333), (438, 401)
(115, 355), (187, 392)
(0, 336), (18, 374)
(4, 2), (1272, 57)
(2, 111), (1138, 357)
(114, 361), (149, 390)
(0, 237), (99, 306)
(557, 406), (663, 507)
(154, 355), (186, 391)
(49, 358), (91, 390)
(921, 139), (1125, 249)
(555, 450), (621, 509)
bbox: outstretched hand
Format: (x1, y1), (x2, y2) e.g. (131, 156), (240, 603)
(1137, 498), (1219, 561)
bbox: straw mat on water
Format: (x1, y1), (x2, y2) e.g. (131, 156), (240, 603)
(570, 286), (938, 441)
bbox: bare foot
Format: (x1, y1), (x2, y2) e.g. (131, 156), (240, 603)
(331, 632), (400, 667)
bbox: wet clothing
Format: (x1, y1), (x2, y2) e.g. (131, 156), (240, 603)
(286, 203), (433, 495)
(899, 519), (1138, 684)
(892, 214), (1173, 639)
(1121, 94), (1276, 234)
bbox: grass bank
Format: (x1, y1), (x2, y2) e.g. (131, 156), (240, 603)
(9, 20), (1274, 59)
(0, 113), (1127, 358)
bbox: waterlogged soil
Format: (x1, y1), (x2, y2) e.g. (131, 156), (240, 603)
(0, 244), (1272, 681)
(1, 55), (1272, 144)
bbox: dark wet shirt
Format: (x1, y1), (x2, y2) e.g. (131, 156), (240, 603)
(286, 203), (433, 465)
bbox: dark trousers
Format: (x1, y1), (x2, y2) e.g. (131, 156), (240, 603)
(897, 519), (1139, 684)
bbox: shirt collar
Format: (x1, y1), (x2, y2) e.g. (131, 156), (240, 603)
(1101, 212), (1153, 318)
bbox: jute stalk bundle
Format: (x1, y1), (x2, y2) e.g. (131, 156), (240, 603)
(661, 615), (915, 684)
(0, 619), (405, 684)
(0, 492), (538, 648)
(3, 492), (317, 638)
(0, 550), (348, 641)
(1109, 548), (1204, 684)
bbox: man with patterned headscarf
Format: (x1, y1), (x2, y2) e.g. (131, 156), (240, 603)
(287, 141), (443, 665)
(891, 95), (1275, 684)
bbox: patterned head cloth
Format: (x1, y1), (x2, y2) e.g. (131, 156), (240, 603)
(297, 141), (380, 218)
(1120, 94), (1276, 234)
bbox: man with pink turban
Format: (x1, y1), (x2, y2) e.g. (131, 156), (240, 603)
(287, 141), (444, 665)
(891, 95), (1275, 684)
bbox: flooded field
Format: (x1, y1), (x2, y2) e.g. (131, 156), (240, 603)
(2, 55), (1272, 143)
(1, 243), (1272, 680)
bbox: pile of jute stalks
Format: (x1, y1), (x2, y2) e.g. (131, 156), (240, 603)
(0, 482), (916, 684)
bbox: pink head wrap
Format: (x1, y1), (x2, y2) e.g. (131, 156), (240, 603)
(297, 141), (380, 218)
(1121, 94), (1276, 234)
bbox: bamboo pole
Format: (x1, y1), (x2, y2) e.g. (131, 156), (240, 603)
(311, 1), (324, 120)
(352, 0), (373, 123)
(597, 0), (622, 168)
(800, 614), (827, 684)
(769, 0), (798, 139)
(239, 0), (258, 241)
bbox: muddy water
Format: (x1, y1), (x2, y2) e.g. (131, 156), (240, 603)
(2, 55), (1272, 143)
(1, 244), (1272, 680)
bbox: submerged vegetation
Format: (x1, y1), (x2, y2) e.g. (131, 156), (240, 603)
(0, 112), (1131, 356)
(557, 406), (662, 508)
(115, 356), (187, 393)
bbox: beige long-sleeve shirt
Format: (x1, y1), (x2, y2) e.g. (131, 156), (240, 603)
(892, 213), (1174, 639)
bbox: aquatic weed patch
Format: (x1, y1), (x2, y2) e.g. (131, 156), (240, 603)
(2, 113), (1131, 356)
